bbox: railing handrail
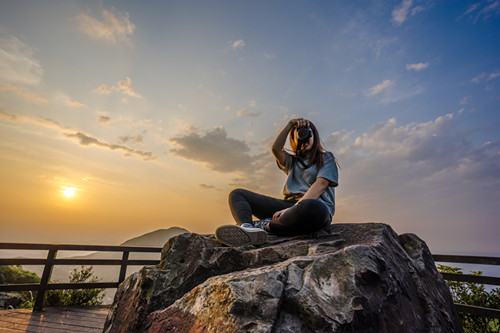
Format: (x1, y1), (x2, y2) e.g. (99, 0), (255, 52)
(0, 242), (163, 253)
(0, 242), (163, 311)
(432, 254), (500, 266)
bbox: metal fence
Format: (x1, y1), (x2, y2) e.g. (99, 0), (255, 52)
(0, 243), (162, 311)
(1, 242), (499, 317)
(432, 254), (500, 318)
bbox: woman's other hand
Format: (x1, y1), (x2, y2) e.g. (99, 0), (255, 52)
(272, 207), (290, 222)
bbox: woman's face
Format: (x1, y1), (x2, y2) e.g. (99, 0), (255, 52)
(292, 128), (314, 153)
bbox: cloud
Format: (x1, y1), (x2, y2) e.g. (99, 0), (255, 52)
(237, 108), (264, 118)
(392, 0), (414, 25)
(67, 99), (87, 107)
(460, 0), (500, 21)
(336, 112), (500, 191)
(116, 77), (142, 98)
(97, 115), (112, 124)
(331, 113), (500, 252)
(366, 80), (395, 96)
(471, 70), (500, 83)
(0, 34), (43, 86)
(95, 77), (143, 99)
(63, 132), (155, 160)
(0, 110), (156, 161)
(199, 184), (221, 191)
(227, 39), (246, 51)
(169, 126), (255, 173)
(76, 9), (135, 44)
(0, 85), (47, 103)
(391, 0), (429, 26)
(406, 62), (429, 71)
(96, 84), (112, 95)
(119, 134), (143, 144)
(264, 53), (277, 60)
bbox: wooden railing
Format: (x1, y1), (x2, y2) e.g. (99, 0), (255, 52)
(0, 243), (162, 311)
(433, 254), (500, 319)
(1, 243), (499, 318)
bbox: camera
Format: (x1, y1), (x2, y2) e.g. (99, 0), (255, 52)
(296, 126), (312, 142)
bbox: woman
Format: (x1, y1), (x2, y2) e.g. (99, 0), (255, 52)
(215, 118), (339, 247)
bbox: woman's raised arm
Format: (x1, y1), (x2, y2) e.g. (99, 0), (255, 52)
(271, 118), (309, 165)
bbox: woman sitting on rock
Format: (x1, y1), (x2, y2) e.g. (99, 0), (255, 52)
(215, 118), (339, 247)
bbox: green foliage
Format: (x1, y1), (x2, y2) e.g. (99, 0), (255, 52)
(0, 265), (40, 284)
(45, 265), (105, 307)
(0, 265), (104, 309)
(0, 265), (40, 309)
(438, 264), (500, 333)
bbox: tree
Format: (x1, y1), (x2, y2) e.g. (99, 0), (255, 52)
(0, 265), (41, 309)
(0, 265), (40, 284)
(45, 265), (105, 307)
(438, 264), (500, 333)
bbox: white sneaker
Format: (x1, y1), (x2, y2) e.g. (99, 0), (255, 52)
(215, 224), (268, 247)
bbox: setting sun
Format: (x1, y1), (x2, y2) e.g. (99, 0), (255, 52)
(62, 187), (77, 198)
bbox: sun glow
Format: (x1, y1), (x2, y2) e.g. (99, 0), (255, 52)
(62, 187), (77, 198)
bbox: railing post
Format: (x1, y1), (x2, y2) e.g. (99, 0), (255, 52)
(118, 251), (130, 284)
(33, 249), (57, 312)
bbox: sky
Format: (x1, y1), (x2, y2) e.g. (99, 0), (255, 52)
(0, 0), (499, 256)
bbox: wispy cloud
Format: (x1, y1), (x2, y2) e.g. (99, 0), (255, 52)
(471, 70), (500, 83)
(97, 115), (112, 124)
(391, 0), (429, 26)
(199, 184), (221, 191)
(95, 77), (143, 100)
(459, 0), (500, 22)
(0, 110), (156, 161)
(392, 0), (414, 26)
(67, 99), (87, 107)
(76, 9), (135, 45)
(366, 80), (395, 96)
(0, 85), (47, 103)
(64, 132), (155, 160)
(237, 108), (264, 118)
(406, 62), (429, 71)
(119, 134), (143, 144)
(226, 39), (246, 51)
(0, 34), (43, 86)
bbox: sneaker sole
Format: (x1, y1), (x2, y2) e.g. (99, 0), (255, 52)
(215, 225), (268, 247)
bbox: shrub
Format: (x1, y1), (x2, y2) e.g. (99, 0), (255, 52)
(45, 265), (105, 307)
(0, 265), (104, 308)
(438, 264), (500, 333)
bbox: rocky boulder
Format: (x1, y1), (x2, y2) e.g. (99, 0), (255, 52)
(104, 223), (463, 333)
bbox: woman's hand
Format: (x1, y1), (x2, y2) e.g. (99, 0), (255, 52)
(272, 207), (291, 222)
(289, 118), (310, 128)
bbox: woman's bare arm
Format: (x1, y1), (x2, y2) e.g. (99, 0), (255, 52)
(271, 118), (309, 165)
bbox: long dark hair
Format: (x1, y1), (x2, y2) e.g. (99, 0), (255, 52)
(289, 121), (337, 169)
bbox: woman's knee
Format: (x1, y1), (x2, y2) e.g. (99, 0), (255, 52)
(295, 199), (331, 224)
(228, 188), (247, 203)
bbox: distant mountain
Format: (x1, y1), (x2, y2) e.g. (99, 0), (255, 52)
(22, 227), (189, 304)
(119, 227), (189, 247)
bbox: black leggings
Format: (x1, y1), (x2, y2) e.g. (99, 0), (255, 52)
(228, 188), (332, 236)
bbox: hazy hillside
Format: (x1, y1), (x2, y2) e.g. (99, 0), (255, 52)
(22, 227), (189, 304)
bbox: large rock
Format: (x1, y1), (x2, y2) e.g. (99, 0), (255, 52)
(104, 223), (463, 333)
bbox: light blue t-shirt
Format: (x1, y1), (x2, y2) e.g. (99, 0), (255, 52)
(277, 151), (339, 216)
